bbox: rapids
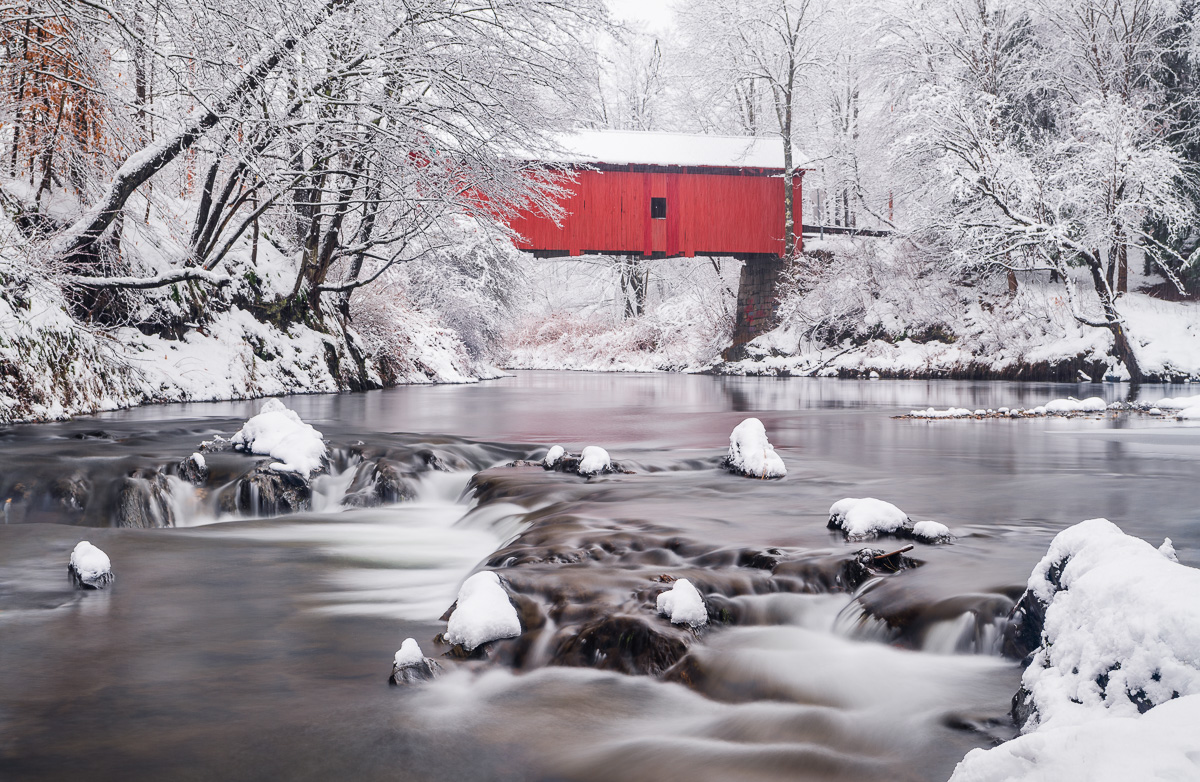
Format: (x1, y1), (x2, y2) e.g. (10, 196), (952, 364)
(1, 372), (1198, 781)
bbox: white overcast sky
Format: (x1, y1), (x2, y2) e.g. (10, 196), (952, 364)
(605, 0), (674, 31)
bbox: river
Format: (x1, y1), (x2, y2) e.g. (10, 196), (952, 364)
(1, 371), (1198, 781)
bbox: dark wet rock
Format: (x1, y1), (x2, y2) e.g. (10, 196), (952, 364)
(114, 469), (175, 528)
(199, 435), (231, 452)
(772, 546), (921, 593)
(506, 450), (633, 477)
(551, 614), (691, 676)
(68, 563), (114, 589)
(341, 459), (417, 508)
(178, 453), (209, 486)
(49, 474), (90, 512)
(389, 657), (442, 685)
(71, 430), (114, 441)
(217, 462), (312, 516)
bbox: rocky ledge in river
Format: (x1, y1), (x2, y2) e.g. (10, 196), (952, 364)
(414, 469), (927, 684)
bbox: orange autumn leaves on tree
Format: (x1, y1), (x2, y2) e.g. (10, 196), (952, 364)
(2, 5), (113, 203)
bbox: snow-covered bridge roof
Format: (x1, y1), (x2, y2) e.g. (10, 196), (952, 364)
(548, 130), (802, 170)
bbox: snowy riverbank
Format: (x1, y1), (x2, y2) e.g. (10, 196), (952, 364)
(0, 198), (499, 425)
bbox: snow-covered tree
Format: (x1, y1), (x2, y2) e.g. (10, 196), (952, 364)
(895, 0), (1198, 381)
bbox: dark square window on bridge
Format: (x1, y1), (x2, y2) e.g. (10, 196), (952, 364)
(650, 197), (667, 220)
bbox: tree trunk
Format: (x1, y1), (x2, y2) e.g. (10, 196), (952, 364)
(1086, 252), (1141, 384)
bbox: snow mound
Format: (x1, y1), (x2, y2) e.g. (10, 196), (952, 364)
(1043, 396), (1107, 413)
(950, 693), (1200, 782)
(1177, 406), (1200, 420)
(910, 407), (974, 418)
(828, 498), (911, 540)
(577, 446), (611, 477)
(955, 519), (1200, 781)
(1151, 394), (1200, 410)
(68, 541), (113, 589)
(723, 417), (786, 478)
(656, 578), (708, 627)
(390, 637), (441, 684)
(912, 520), (952, 543)
(542, 445), (565, 468)
(231, 398), (326, 475)
(393, 638), (425, 669)
(444, 571), (521, 651)
(1015, 518), (1200, 731)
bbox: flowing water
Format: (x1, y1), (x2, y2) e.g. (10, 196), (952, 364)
(2, 372), (1199, 781)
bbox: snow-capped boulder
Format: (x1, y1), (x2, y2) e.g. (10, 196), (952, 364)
(828, 498), (912, 540)
(68, 541), (113, 589)
(723, 417), (786, 478)
(542, 445), (565, 468)
(959, 520), (1200, 782)
(444, 571), (522, 651)
(912, 520), (952, 543)
(577, 446), (612, 476)
(1005, 519), (1200, 730)
(389, 637), (441, 685)
(230, 398), (326, 475)
(656, 578), (707, 628)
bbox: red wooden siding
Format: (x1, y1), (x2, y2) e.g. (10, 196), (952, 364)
(508, 166), (803, 258)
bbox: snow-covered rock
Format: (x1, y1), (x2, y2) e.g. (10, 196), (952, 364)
(444, 571), (521, 651)
(912, 520), (952, 543)
(656, 578), (707, 627)
(828, 498), (911, 540)
(68, 541), (113, 589)
(1177, 405), (1200, 420)
(389, 637), (441, 685)
(179, 452), (209, 485)
(723, 417), (786, 478)
(542, 445), (565, 468)
(956, 519), (1200, 781)
(1042, 396), (1107, 413)
(1009, 518), (1200, 731)
(577, 446), (611, 477)
(231, 398), (326, 475)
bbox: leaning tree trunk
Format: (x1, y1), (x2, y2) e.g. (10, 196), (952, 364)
(1087, 251), (1142, 385)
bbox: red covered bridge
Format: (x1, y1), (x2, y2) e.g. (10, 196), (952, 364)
(506, 130), (806, 345)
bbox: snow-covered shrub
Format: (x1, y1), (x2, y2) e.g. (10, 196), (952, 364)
(402, 218), (529, 361)
(350, 283), (490, 385)
(503, 255), (737, 371)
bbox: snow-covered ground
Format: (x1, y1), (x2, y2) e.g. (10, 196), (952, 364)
(716, 238), (1200, 381)
(0, 194), (497, 424)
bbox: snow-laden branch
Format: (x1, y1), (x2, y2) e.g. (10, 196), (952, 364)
(67, 268), (232, 290)
(52, 0), (353, 262)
